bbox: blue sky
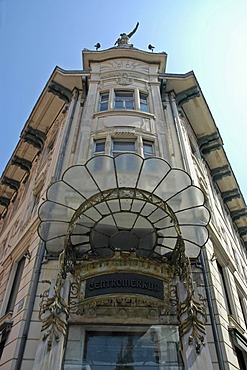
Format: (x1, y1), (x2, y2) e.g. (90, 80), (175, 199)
(0, 0), (246, 200)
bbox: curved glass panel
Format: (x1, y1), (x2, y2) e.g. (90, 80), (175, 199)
(167, 186), (205, 211)
(86, 155), (117, 191)
(115, 153), (143, 188)
(38, 154), (210, 260)
(47, 181), (85, 210)
(137, 157), (170, 192)
(63, 166), (100, 199)
(175, 206), (210, 226)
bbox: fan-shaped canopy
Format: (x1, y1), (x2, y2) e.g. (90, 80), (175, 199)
(38, 154), (210, 260)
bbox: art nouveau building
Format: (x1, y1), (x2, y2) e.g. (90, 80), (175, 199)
(0, 33), (246, 370)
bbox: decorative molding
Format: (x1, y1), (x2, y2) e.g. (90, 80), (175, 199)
(48, 80), (72, 105)
(176, 86), (200, 107)
(69, 250), (175, 316)
(198, 133), (222, 156)
(22, 127), (46, 151)
(221, 189), (241, 203)
(39, 255), (69, 351)
(210, 165), (231, 182)
(116, 72), (133, 85)
(0, 196), (10, 208)
(1, 177), (20, 192)
(100, 59), (149, 74)
(11, 156), (32, 173)
(178, 289), (206, 353)
(230, 208), (247, 221)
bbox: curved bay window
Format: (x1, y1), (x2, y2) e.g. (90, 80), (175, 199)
(98, 89), (149, 112)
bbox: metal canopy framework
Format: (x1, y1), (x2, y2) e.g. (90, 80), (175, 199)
(38, 154), (210, 261)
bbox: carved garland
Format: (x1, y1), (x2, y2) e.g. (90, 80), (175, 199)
(39, 252), (69, 351)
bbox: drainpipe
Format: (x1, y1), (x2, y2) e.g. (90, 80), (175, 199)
(200, 248), (226, 370)
(14, 89), (80, 370)
(168, 92), (188, 171)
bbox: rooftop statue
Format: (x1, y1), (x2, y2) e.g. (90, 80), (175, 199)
(114, 22), (139, 46)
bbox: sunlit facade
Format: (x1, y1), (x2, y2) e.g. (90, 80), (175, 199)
(0, 35), (246, 370)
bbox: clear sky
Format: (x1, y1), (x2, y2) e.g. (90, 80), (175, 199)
(0, 0), (246, 200)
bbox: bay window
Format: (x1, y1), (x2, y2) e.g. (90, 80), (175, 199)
(98, 89), (149, 112)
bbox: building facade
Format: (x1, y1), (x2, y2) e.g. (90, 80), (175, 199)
(0, 32), (246, 370)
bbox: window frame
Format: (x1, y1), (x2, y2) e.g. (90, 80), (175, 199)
(98, 88), (150, 113)
(139, 92), (149, 112)
(114, 90), (135, 110)
(111, 139), (136, 157)
(99, 92), (109, 112)
(3, 257), (26, 316)
(143, 140), (155, 158)
(94, 139), (106, 155)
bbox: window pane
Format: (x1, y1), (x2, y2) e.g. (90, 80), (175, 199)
(99, 93), (109, 111)
(140, 93), (148, 112)
(94, 140), (105, 153)
(6, 257), (25, 314)
(143, 140), (154, 158)
(113, 141), (135, 151)
(114, 91), (134, 110)
(83, 326), (182, 369)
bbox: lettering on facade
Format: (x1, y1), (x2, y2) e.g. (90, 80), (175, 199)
(85, 273), (164, 300)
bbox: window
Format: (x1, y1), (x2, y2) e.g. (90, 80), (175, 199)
(82, 326), (182, 370)
(98, 89), (149, 113)
(94, 140), (106, 155)
(143, 140), (154, 158)
(114, 91), (134, 110)
(140, 92), (148, 112)
(235, 346), (246, 370)
(99, 92), (109, 111)
(217, 262), (232, 315)
(112, 140), (136, 157)
(5, 257), (25, 314)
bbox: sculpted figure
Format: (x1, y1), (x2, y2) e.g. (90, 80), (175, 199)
(114, 22), (139, 46)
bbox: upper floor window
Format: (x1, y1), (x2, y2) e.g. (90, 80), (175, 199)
(94, 140), (106, 155)
(99, 93), (109, 111)
(143, 140), (154, 158)
(5, 257), (25, 315)
(112, 140), (136, 157)
(217, 262), (232, 315)
(93, 137), (155, 158)
(98, 89), (149, 113)
(114, 91), (134, 110)
(140, 92), (148, 112)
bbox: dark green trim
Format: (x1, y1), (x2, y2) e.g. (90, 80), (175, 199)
(210, 165), (231, 182)
(48, 80), (72, 104)
(176, 86), (200, 106)
(1, 177), (20, 192)
(23, 127), (46, 151)
(0, 196), (10, 208)
(11, 156), (32, 173)
(230, 208), (247, 221)
(221, 189), (241, 203)
(198, 133), (222, 156)
(238, 227), (247, 237)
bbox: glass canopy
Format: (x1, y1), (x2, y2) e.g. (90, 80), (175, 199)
(38, 154), (210, 260)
